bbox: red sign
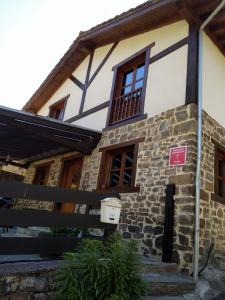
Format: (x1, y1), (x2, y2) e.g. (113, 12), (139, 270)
(169, 146), (187, 166)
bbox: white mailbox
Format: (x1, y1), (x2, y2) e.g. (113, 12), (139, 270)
(100, 197), (122, 224)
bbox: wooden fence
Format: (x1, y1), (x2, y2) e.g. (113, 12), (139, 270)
(0, 180), (119, 255)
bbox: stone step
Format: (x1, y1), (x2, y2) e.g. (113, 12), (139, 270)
(140, 256), (179, 274)
(143, 272), (195, 297)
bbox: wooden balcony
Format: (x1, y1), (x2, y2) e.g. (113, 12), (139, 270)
(110, 87), (142, 125)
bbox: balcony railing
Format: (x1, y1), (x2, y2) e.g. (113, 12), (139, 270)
(110, 87), (142, 125)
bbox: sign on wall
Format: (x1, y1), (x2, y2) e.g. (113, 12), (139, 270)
(169, 146), (187, 166)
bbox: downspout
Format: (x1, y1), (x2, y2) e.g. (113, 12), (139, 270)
(194, 0), (225, 282)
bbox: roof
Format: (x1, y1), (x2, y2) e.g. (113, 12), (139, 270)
(0, 106), (101, 164)
(23, 0), (225, 113)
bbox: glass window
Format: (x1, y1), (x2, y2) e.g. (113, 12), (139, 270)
(136, 64), (145, 80)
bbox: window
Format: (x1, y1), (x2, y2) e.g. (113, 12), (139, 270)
(33, 164), (51, 185)
(48, 96), (68, 121)
(106, 43), (154, 128)
(97, 139), (144, 193)
(215, 147), (225, 199)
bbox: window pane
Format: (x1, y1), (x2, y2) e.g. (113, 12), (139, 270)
(218, 180), (224, 197)
(136, 64), (145, 80)
(122, 70), (133, 86)
(121, 86), (132, 95)
(123, 169), (133, 186)
(218, 160), (224, 177)
(111, 153), (122, 170)
(125, 151), (134, 168)
(135, 80), (144, 90)
(109, 171), (120, 187)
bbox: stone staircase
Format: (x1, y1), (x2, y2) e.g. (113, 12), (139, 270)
(140, 256), (197, 299)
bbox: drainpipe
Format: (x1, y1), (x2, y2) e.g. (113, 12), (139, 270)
(194, 0), (225, 282)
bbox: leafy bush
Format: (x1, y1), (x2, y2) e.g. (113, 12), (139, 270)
(56, 234), (147, 300)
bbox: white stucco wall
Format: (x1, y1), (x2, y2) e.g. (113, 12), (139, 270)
(84, 21), (188, 113)
(72, 107), (108, 131)
(37, 20), (189, 130)
(146, 45), (188, 117)
(202, 33), (225, 128)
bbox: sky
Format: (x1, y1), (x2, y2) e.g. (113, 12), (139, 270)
(0, 0), (146, 110)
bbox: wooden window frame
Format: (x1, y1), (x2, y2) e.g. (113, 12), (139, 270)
(48, 95), (69, 121)
(105, 43), (155, 130)
(213, 143), (225, 204)
(32, 162), (52, 186)
(96, 138), (144, 193)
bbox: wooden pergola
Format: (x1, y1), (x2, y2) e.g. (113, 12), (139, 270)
(0, 106), (102, 167)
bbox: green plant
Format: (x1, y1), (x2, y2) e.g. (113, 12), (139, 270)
(56, 234), (147, 300)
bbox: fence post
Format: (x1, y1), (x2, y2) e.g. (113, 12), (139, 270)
(162, 184), (175, 263)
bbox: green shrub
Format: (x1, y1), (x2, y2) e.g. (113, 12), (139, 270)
(56, 234), (147, 300)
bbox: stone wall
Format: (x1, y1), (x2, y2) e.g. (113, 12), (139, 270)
(79, 103), (197, 273)
(0, 262), (57, 300)
(200, 111), (225, 259)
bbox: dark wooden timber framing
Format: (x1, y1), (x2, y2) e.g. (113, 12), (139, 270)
(23, 0), (225, 114)
(69, 75), (84, 90)
(77, 42), (118, 115)
(87, 42), (119, 88)
(66, 37), (188, 126)
(66, 100), (109, 123)
(79, 51), (94, 114)
(185, 25), (199, 104)
(149, 37), (188, 65)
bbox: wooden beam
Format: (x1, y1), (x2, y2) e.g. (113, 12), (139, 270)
(3, 117), (92, 155)
(0, 208), (116, 229)
(79, 51), (94, 114)
(0, 159), (28, 169)
(66, 100), (109, 123)
(177, 0), (225, 56)
(87, 41), (119, 88)
(0, 180), (119, 204)
(186, 24), (199, 105)
(177, 1), (201, 27)
(149, 37), (188, 65)
(69, 75), (85, 90)
(0, 105), (101, 139)
(0, 237), (79, 255)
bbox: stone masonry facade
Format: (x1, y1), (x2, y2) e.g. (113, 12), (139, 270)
(80, 103), (198, 274)
(17, 103), (198, 273)
(200, 111), (225, 259)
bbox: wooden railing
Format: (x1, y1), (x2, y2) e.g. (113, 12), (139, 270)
(0, 180), (119, 255)
(110, 87), (142, 125)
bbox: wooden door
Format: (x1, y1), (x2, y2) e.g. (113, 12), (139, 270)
(58, 157), (83, 213)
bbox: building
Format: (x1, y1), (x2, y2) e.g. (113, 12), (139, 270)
(1, 0), (225, 274)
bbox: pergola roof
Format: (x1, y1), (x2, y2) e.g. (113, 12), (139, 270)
(0, 106), (101, 165)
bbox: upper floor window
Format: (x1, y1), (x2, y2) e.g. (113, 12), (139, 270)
(48, 96), (68, 121)
(106, 43), (154, 128)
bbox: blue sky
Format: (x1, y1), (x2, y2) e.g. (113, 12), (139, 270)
(0, 0), (145, 110)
